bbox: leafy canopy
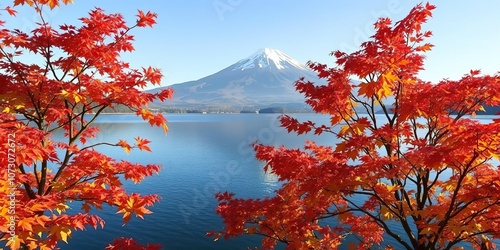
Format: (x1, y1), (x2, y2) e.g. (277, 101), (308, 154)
(214, 3), (500, 250)
(0, 0), (171, 249)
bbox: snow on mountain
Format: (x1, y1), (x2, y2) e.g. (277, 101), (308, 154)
(231, 48), (310, 71)
(149, 48), (322, 111)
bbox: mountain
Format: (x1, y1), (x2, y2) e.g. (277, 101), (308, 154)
(148, 48), (322, 112)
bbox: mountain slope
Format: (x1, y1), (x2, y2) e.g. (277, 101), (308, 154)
(149, 48), (321, 110)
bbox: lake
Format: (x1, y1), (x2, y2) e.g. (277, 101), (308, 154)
(47, 113), (498, 249)
(64, 113), (334, 250)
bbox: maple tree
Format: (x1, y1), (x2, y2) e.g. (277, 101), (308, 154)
(0, 0), (172, 249)
(213, 3), (500, 250)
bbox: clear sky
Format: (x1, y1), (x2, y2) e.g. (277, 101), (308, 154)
(4, 1), (500, 87)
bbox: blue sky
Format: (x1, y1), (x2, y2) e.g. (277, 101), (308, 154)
(4, 1), (500, 87)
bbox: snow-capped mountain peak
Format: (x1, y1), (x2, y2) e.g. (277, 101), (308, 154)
(232, 48), (309, 71)
(148, 47), (323, 110)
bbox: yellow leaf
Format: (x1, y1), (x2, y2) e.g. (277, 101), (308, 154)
(339, 125), (350, 136)
(50, 181), (66, 192)
(40, 244), (53, 250)
(74, 94), (81, 103)
(380, 205), (394, 220)
(59, 229), (70, 243)
(386, 184), (400, 192)
(383, 71), (398, 84)
(6, 235), (22, 250)
(376, 82), (392, 99)
(352, 123), (366, 134)
(3, 107), (11, 113)
(162, 123), (169, 133)
(27, 241), (38, 249)
(491, 152), (500, 161)
(464, 174), (473, 183)
(55, 203), (70, 215)
(377, 72), (397, 99)
(60, 89), (69, 97)
(49, 225), (72, 244)
(444, 183), (455, 191)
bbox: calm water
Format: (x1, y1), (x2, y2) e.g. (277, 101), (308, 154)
(64, 113), (334, 250)
(38, 114), (500, 249)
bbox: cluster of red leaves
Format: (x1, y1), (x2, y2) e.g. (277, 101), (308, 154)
(0, 1), (170, 249)
(105, 237), (161, 250)
(214, 3), (500, 250)
(13, 0), (73, 10)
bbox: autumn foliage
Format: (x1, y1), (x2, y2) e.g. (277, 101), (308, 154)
(214, 3), (500, 250)
(0, 0), (171, 249)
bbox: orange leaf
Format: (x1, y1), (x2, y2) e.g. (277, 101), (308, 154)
(13, 0), (33, 6)
(118, 140), (132, 154)
(6, 235), (22, 250)
(18, 217), (35, 231)
(135, 137), (152, 152)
